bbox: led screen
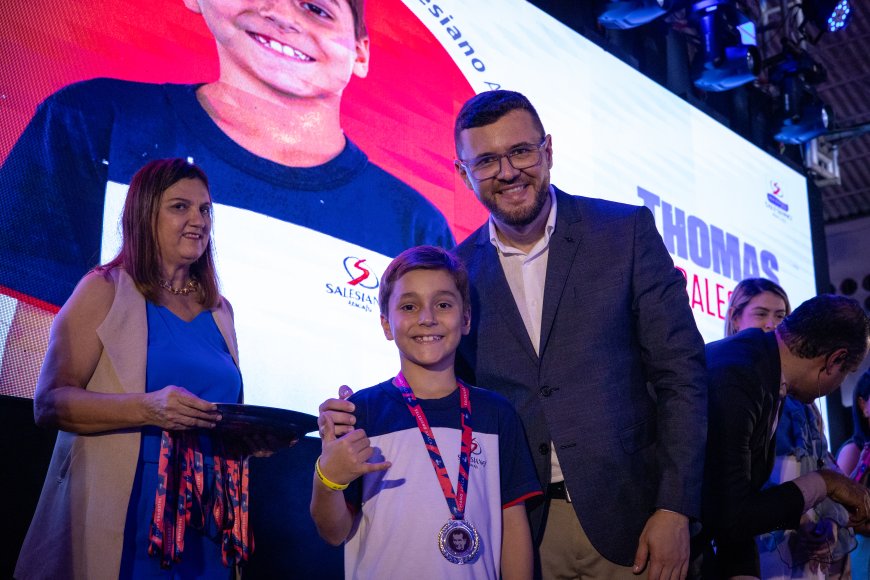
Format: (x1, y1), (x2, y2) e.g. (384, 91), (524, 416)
(0, 0), (814, 416)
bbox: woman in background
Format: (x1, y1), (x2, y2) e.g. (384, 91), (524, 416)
(15, 159), (253, 579)
(837, 369), (870, 578)
(724, 277), (790, 336)
(726, 278), (854, 579)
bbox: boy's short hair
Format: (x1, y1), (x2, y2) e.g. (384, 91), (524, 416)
(378, 246), (470, 316)
(454, 90), (546, 154)
(779, 294), (870, 370)
(348, 0), (367, 39)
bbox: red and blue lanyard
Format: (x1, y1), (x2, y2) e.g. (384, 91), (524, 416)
(147, 431), (253, 568)
(394, 372), (473, 520)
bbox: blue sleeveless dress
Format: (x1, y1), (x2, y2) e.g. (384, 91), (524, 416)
(119, 302), (242, 579)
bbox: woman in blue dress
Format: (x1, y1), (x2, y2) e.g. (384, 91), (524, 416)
(16, 159), (258, 579)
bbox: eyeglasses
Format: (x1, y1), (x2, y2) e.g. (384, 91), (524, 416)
(458, 137), (548, 181)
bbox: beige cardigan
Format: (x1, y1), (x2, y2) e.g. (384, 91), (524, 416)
(15, 269), (239, 580)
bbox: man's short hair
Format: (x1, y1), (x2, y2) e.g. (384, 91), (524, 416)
(779, 294), (870, 369)
(454, 90), (546, 155)
(378, 246), (470, 316)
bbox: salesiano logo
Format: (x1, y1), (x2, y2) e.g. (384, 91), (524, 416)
(766, 181), (789, 213)
(324, 256), (381, 313)
(344, 257), (379, 290)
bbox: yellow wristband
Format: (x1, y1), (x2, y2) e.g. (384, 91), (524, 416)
(315, 456), (349, 491)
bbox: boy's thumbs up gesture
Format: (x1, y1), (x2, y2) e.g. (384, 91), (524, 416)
(317, 387), (391, 489)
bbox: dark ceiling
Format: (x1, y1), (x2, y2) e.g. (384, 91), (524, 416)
(528, 0), (870, 225)
(812, 10), (870, 223)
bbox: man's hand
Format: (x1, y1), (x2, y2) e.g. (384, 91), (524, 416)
(633, 510), (689, 580)
(318, 385), (356, 438)
(819, 469), (870, 526)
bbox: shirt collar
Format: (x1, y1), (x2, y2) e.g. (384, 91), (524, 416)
(488, 186), (557, 254)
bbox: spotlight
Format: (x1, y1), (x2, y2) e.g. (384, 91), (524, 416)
(598, 0), (684, 29)
(694, 44), (761, 91)
(690, 0), (761, 91)
(803, 0), (852, 33)
(775, 100), (833, 144)
(772, 51), (832, 144)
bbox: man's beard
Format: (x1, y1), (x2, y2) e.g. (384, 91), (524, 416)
(485, 181), (549, 227)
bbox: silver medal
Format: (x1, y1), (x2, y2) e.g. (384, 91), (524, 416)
(438, 519), (480, 564)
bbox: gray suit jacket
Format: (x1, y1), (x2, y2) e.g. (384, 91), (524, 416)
(455, 187), (707, 565)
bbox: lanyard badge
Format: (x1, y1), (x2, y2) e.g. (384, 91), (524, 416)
(394, 372), (480, 564)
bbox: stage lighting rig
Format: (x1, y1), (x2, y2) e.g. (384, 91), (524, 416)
(802, 0), (852, 34)
(775, 99), (832, 143)
(598, 0), (685, 29)
(805, 137), (840, 186)
(771, 50), (832, 144)
(690, 0), (761, 91)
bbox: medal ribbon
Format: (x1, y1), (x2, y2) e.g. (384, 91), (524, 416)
(147, 430), (254, 568)
(394, 372), (473, 520)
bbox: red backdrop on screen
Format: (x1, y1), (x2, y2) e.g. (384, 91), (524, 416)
(0, 0), (483, 398)
(0, 0), (484, 238)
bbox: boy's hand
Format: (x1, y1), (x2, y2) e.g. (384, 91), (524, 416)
(318, 385), (357, 438)
(318, 413), (391, 487)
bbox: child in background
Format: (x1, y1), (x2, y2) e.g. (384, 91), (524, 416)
(0, 0), (452, 403)
(836, 369), (870, 579)
(1, 0), (452, 307)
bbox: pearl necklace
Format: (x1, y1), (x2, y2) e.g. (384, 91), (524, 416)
(158, 278), (199, 296)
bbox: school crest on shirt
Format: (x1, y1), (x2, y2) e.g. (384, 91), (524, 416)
(466, 437), (487, 469)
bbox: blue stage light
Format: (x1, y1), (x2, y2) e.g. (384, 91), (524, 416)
(690, 0), (760, 92)
(803, 0), (853, 34)
(694, 44), (761, 91)
(771, 51), (832, 144)
(775, 101), (832, 144)
(827, 0), (851, 31)
(598, 0), (683, 30)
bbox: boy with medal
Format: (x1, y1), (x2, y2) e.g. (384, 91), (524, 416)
(310, 245), (541, 579)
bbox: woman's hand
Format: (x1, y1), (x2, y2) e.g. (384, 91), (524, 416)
(144, 385), (220, 430)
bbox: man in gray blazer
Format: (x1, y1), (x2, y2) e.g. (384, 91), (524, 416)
(451, 90), (707, 579)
